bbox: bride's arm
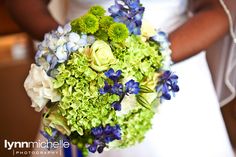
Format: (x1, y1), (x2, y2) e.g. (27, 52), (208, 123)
(5, 0), (58, 40)
(170, 0), (229, 62)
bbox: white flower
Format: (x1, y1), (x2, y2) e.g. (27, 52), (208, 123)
(141, 20), (156, 39)
(116, 94), (138, 117)
(24, 64), (61, 112)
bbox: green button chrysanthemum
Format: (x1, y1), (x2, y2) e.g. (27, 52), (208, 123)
(108, 23), (129, 43)
(100, 16), (114, 30)
(95, 29), (109, 41)
(71, 14), (99, 34)
(89, 5), (106, 17)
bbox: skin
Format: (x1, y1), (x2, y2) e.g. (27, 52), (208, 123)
(5, 0), (58, 40)
(5, 0), (229, 62)
(169, 0), (229, 62)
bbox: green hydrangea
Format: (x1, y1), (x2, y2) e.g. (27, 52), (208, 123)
(53, 52), (120, 136)
(108, 23), (129, 43)
(89, 5), (106, 17)
(113, 108), (155, 147)
(71, 14), (99, 34)
(110, 35), (163, 82)
(100, 16), (115, 30)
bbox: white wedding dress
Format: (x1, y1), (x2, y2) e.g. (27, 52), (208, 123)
(65, 0), (235, 157)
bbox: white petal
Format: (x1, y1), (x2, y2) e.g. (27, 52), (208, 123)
(64, 23), (72, 33)
(57, 26), (64, 34)
(24, 64), (61, 112)
(69, 32), (80, 43)
(56, 46), (68, 62)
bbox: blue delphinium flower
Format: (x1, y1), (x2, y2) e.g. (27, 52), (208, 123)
(99, 81), (112, 94)
(40, 127), (68, 150)
(104, 68), (122, 82)
(89, 124), (121, 154)
(125, 79), (140, 94)
(108, 0), (145, 35)
(100, 69), (123, 96)
(111, 83), (123, 96)
(104, 124), (113, 134)
(88, 144), (97, 153)
(100, 68), (140, 111)
(111, 101), (122, 111)
(91, 126), (104, 137)
(156, 70), (179, 100)
(111, 124), (121, 140)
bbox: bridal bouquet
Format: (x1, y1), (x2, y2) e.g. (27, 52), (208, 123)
(24, 0), (179, 156)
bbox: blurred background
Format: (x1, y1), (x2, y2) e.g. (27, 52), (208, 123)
(0, 0), (235, 156)
(0, 0), (67, 156)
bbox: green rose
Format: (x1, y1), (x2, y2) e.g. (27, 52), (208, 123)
(43, 106), (71, 136)
(139, 73), (160, 105)
(90, 40), (117, 71)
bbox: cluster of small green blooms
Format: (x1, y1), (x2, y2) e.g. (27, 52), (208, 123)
(95, 29), (109, 41)
(89, 5), (106, 17)
(110, 35), (163, 83)
(100, 16), (115, 30)
(70, 131), (93, 157)
(71, 14), (99, 34)
(108, 23), (129, 43)
(112, 107), (155, 147)
(53, 52), (120, 136)
(109, 41), (128, 61)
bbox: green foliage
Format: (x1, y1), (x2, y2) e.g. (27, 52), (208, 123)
(108, 23), (129, 43)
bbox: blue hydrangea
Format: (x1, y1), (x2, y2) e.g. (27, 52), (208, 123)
(151, 31), (170, 50)
(35, 24), (95, 76)
(151, 31), (173, 69)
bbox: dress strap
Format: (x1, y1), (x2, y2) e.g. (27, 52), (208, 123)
(219, 0), (236, 43)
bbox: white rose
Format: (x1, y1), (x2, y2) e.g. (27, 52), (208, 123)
(24, 64), (61, 112)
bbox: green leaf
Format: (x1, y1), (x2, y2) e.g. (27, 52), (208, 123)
(136, 95), (151, 109)
(139, 85), (154, 93)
